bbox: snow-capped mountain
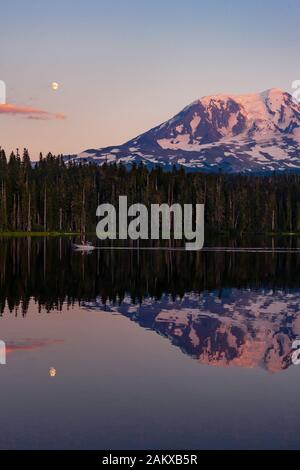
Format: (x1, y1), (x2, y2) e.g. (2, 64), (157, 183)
(67, 88), (300, 173)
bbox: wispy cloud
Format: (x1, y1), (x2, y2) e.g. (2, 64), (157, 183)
(0, 103), (66, 120)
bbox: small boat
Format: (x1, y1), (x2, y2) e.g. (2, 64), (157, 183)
(72, 242), (96, 252)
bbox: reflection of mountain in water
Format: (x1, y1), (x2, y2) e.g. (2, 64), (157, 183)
(1, 237), (300, 372)
(84, 289), (300, 372)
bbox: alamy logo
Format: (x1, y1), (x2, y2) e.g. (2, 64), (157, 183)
(96, 196), (204, 251)
(0, 340), (6, 365)
(291, 80), (300, 105)
(0, 80), (6, 104)
(291, 340), (300, 365)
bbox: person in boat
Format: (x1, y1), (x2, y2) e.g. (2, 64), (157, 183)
(80, 237), (92, 246)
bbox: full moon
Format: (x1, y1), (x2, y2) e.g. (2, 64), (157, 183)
(51, 82), (59, 91)
(49, 367), (57, 377)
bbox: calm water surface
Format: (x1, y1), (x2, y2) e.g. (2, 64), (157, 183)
(1, 236), (300, 449)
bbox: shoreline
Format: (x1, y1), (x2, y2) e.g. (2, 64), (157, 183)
(1, 231), (300, 238)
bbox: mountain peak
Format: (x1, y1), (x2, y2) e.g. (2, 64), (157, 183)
(69, 88), (300, 174)
(260, 87), (285, 97)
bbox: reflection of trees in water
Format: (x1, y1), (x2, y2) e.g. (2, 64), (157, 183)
(1, 236), (300, 315)
(1, 237), (300, 372)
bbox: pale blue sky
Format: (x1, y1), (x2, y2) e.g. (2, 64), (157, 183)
(1, 0), (299, 157)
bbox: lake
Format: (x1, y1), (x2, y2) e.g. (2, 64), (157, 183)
(1, 236), (300, 449)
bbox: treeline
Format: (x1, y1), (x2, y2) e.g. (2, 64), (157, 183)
(1, 147), (300, 234)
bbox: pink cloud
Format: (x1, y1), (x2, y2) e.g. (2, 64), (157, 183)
(0, 103), (66, 120)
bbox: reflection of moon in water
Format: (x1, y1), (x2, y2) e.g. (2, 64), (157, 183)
(49, 367), (57, 377)
(51, 82), (59, 91)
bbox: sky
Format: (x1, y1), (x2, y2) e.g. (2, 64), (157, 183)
(1, 0), (300, 159)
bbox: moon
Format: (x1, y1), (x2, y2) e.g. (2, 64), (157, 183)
(49, 367), (57, 377)
(51, 82), (59, 91)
